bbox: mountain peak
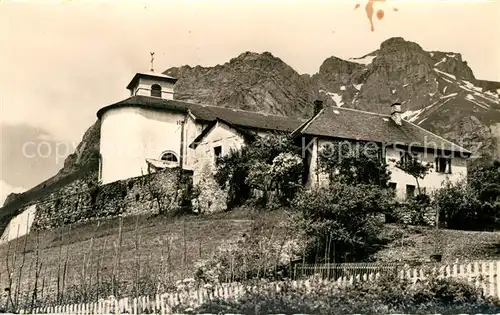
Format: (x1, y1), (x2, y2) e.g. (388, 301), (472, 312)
(230, 51), (283, 65)
(379, 37), (425, 54)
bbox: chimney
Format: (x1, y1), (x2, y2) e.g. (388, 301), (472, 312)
(390, 102), (402, 126)
(314, 100), (324, 115)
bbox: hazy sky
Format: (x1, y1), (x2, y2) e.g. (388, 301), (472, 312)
(1, 0), (499, 198)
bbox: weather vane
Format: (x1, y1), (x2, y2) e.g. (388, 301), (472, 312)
(150, 52), (155, 73)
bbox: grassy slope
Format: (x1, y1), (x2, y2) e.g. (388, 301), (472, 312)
(0, 208), (289, 300)
(0, 208), (498, 302)
(376, 224), (500, 264)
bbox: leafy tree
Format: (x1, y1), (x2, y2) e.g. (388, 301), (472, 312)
(434, 157), (500, 230)
(468, 157), (500, 205)
(292, 182), (394, 263)
(391, 151), (433, 194)
(319, 140), (391, 187)
(246, 153), (303, 206)
(214, 147), (252, 209)
(214, 134), (302, 209)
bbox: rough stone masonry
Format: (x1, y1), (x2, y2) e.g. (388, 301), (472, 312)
(32, 168), (192, 230)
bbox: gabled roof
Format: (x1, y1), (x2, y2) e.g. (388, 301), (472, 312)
(126, 73), (178, 90)
(96, 96), (470, 155)
(97, 95), (306, 132)
(293, 107), (471, 155)
(189, 118), (258, 149)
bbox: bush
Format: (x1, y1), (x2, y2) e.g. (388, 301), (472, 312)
(434, 158), (500, 230)
(214, 147), (251, 209)
(292, 182), (394, 262)
(194, 216), (304, 284)
(179, 275), (500, 314)
(215, 134), (302, 209)
(434, 179), (499, 230)
(319, 140), (391, 187)
(393, 194), (435, 226)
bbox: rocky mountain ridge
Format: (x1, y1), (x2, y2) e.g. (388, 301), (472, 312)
(166, 36), (500, 155)
(164, 51), (318, 117)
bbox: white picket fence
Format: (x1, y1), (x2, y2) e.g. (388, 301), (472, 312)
(20, 260), (500, 314)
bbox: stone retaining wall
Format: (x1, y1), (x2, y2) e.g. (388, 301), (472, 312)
(32, 168), (192, 230)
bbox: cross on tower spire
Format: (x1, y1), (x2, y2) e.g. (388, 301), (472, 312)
(150, 52), (155, 73)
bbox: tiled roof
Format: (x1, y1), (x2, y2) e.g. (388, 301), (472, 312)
(294, 107), (471, 154)
(96, 96), (470, 154)
(126, 73), (178, 90)
(97, 96), (306, 132)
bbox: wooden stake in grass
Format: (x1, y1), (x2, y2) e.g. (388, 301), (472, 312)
(158, 243), (165, 293)
(182, 219), (187, 278)
(14, 215), (31, 308)
(4, 227), (16, 311)
(81, 252), (87, 303)
(30, 230), (42, 313)
(56, 228), (63, 304)
(25, 248), (35, 309)
(166, 235), (172, 285)
(39, 266), (46, 304)
(96, 238), (107, 302)
(134, 216), (140, 299)
(61, 226), (72, 303)
(112, 216), (123, 297)
(85, 220), (100, 303)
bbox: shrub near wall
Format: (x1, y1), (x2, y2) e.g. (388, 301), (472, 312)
(32, 168), (193, 230)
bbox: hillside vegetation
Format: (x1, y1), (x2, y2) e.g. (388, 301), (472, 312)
(1, 207), (498, 306)
(0, 208), (288, 304)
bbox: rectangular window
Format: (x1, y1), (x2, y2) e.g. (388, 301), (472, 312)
(400, 151), (417, 167)
(213, 145), (222, 163)
(435, 157), (451, 173)
(406, 184), (416, 200)
(388, 182), (397, 191)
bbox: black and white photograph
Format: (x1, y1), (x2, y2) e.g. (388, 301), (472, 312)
(1, 0), (499, 313)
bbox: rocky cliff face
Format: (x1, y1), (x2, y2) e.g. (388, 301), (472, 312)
(164, 51), (318, 117)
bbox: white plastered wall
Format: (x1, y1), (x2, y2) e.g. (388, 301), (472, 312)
(0, 205), (36, 244)
(192, 122), (246, 185)
(306, 138), (468, 198)
(100, 107), (186, 184)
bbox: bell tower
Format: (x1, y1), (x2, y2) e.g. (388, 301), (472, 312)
(126, 72), (178, 99)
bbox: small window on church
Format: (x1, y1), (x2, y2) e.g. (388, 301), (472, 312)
(151, 84), (162, 97)
(160, 151), (178, 163)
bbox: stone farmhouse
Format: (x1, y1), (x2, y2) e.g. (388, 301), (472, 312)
(98, 72), (471, 203)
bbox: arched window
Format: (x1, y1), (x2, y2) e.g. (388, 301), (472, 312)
(151, 84), (162, 97)
(160, 151), (178, 163)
